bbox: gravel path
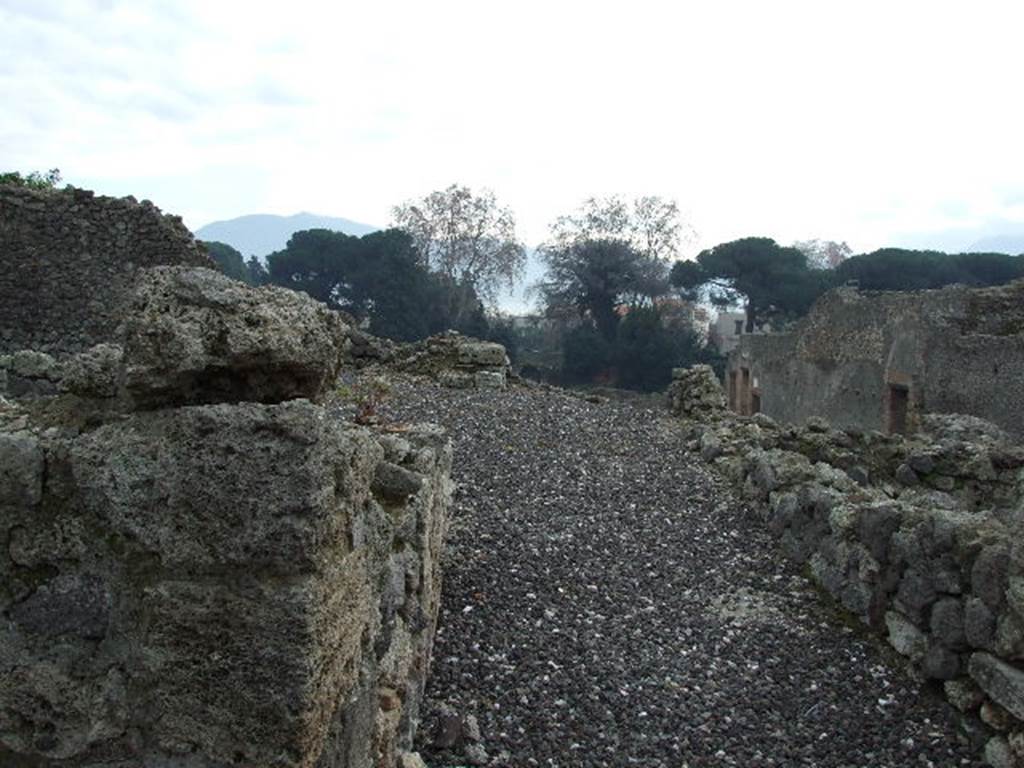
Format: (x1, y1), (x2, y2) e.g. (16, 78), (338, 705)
(379, 378), (982, 768)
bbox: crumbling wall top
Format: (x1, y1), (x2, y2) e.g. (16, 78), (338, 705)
(0, 184), (211, 356)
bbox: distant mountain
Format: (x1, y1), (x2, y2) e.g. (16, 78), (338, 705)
(891, 220), (1024, 255)
(967, 234), (1024, 255)
(194, 212), (378, 258)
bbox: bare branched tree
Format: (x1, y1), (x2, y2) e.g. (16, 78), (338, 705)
(392, 184), (526, 305)
(792, 239), (852, 269)
(546, 195), (694, 261)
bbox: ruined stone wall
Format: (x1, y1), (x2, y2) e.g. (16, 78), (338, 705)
(671, 375), (1024, 764)
(0, 185), (211, 356)
(728, 281), (1024, 439)
(1, 267), (451, 768)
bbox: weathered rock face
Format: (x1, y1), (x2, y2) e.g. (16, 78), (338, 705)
(667, 365), (727, 420)
(1, 401), (450, 767)
(121, 267), (349, 407)
(345, 331), (510, 391)
(673, 398), (1024, 762)
(1, 266), (452, 767)
(0, 184), (211, 357)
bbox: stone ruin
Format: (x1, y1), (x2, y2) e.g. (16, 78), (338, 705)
(345, 329), (511, 390)
(725, 280), (1024, 440)
(670, 366), (1024, 765)
(0, 184), (211, 357)
(666, 364), (727, 420)
(1, 181), (454, 768)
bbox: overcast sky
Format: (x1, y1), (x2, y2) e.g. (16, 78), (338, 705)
(3, 0), (1023, 254)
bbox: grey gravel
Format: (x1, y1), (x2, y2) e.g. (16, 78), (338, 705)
(374, 377), (983, 768)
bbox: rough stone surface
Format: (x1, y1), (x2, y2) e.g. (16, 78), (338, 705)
(121, 266), (348, 406)
(1, 251), (452, 767)
(457, 341), (506, 368)
(59, 343), (124, 398)
(667, 364), (727, 419)
(726, 280), (1024, 439)
(0, 184), (211, 356)
(886, 610), (927, 661)
(971, 653), (1024, 722)
(673, 380), (1024, 758)
(345, 331), (510, 391)
(1, 396), (452, 768)
(985, 736), (1017, 768)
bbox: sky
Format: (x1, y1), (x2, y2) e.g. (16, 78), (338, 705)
(4, 0), (1024, 256)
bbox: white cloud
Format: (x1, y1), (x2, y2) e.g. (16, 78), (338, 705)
(2, 0), (1023, 253)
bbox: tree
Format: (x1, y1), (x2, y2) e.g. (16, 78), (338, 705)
(540, 238), (668, 342)
(793, 239), (852, 269)
(671, 237), (828, 332)
(246, 256), (269, 286)
(835, 248), (1024, 291)
(202, 241), (251, 283)
(392, 184), (526, 315)
(548, 195), (692, 261)
(267, 229), (355, 308)
(264, 227), (492, 342)
(0, 168), (62, 190)
(612, 305), (720, 392)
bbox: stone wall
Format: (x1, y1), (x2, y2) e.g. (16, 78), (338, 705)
(346, 330), (511, 390)
(0, 184), (211, 357)
(0, 267), (452, 767)
(670, 369), (1024, 764)
(726, 281), (1024, 439)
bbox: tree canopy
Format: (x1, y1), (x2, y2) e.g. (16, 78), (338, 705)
(835, 248), (1024, 291)
(392, 184), (526, 311)
(202, 241), (254, 283)
(540, 238), (669, 341)
(671, 237), (828, 332)
(793, 239), (852, 269)
(265, 227), (490, 342)
(547, 195), (691, 262)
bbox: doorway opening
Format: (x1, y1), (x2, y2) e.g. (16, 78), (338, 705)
(887, 384), (909, 434)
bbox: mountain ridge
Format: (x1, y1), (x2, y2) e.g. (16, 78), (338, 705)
(194, 212), (379, 257)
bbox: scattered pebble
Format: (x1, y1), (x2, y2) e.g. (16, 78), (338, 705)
(375, 377), (983, 768)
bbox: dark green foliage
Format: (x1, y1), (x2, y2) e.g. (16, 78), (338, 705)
(0, 169), (62, 190)
(613, 307), (704, 392)
(671, 237), (826, 331)
(541, 238), (670, 341)
(557, 308), (721, 392)
(202, 241), (251, 283)
(835, 248), (1024, 291)
(562, 324), (613, 383)
(484, 319), (520, 365)
(246, 256), (269, 286)
(264, 227), (492, 342)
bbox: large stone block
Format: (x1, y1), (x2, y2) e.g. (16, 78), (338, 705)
(121, 267), (348, 406)
(456, 341), (506, 368)
(1, 399), (452, 767)
(70, 400), (372, 573)
(0, 431), (43, 507)
(969, 652), (1024, 721)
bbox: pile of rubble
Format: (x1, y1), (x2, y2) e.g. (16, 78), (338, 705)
(345, 329), (511, 390)
(669, 367), (1024, 767)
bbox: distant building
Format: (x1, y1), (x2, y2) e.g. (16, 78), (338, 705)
(709, 311), (760, 354)
(724, 281), (1024, 437)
